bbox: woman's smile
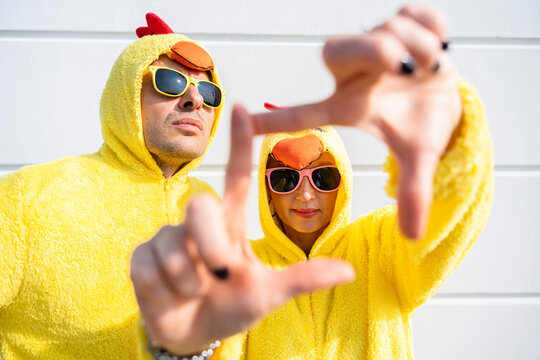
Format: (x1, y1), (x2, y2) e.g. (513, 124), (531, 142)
(291, 208), (320, 219)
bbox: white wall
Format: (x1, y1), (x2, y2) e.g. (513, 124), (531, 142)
(1, 1), (539, 358)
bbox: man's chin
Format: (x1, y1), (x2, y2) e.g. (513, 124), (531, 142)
(174, 145), (206, 161)
(173, 148), (205, 162)
(168, 137), (208, 157)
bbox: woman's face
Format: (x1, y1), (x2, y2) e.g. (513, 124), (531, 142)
(267, 152), (339, 236)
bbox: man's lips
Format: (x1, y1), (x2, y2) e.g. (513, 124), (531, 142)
(292, 208), (320, 219)
(171, 118), (203, 132)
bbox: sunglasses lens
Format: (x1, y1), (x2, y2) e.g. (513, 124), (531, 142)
(198, 81), (222, 107)
(269, 169), (300, 193)
(155, 68), (187, 96)
(312, 167), (341, 191)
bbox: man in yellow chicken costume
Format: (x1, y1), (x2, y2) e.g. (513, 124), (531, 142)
(129, 4), (494, 360)
(0, 13), (227, 359)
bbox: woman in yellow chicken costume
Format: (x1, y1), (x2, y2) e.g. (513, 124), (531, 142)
(0, 14), (224, 359)
(214, 79), (493, 359)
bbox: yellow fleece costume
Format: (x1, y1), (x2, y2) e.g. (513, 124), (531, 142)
(214, 79), (493, 359)
(0, 33), (224, 358)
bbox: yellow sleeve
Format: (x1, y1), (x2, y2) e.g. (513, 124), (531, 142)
(0, 171), (28, 309)
(364, 78), (494, 310)
(212, 332), (247, 360)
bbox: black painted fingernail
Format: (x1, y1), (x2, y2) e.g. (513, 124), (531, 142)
(400, 53), (416, 75)
(442, 40), (450, 51)
(213, 267), (230, 280)
(432, 61), (440, 73)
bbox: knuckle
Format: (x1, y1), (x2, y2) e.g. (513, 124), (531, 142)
(431, 11), (447, 32)
(177, 279), (203, 298)
(380, 16), (403, 33)
(131, 265), (163, 295)
(152, 224), (175, 241)
(322, 36), (359, 66)
(130, 245), (150, 281)
(130, 246), (144, 271)
(400, 3), (447, 36)
(372, 34), (400, 66)
(160, 224), (175, 232)
(426, 35), (442, 55)
(398, 3), (419, 17)
(161, 250), (191, 280)
(163, 259), (202, 297)
(417, 39), (443, 67)
(322, 38), (340, 63)
(169, 268), (204, 300)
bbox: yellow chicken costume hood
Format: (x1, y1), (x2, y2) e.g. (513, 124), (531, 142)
(0, 13), (223, 359)
(257, 126), (353, 261)
(214, 80), (494, 359)
(100, 13), (224, 179)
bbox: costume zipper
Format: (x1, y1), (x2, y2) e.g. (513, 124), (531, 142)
(309, 292), (319, 358)
(307, 253), (320, 358)
(163, 179), (172, 223)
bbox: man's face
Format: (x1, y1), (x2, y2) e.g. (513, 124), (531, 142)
(141, 55), (216, 170)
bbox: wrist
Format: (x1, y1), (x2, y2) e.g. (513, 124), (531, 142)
(149, 339), (221, 360)
(142, 321), (221, 359)
(157, 341), (213, 357)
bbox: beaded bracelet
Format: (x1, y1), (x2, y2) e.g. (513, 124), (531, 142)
(143, 321), (221, 360)
(147, 339), (221, 360)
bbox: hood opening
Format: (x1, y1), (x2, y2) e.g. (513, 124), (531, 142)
(258, 127), (353, 261)
(265, 150), (341, 256)
(98, 34), (224, 183)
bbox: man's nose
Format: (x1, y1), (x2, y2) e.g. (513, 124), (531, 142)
(177, 84), (204, 110)
(295, 177), (315, 201)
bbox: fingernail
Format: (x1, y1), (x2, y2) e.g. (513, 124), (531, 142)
(432, 61), (440, 73)
(213, 267), (230, 280)
(442, 40), (450, 51)
(400, 52), (416, 75)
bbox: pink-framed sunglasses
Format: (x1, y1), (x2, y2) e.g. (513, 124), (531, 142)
(265, 166), (341, 194)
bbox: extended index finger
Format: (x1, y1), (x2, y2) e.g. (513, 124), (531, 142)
(222, 105), (255, 230)
(252, 101), (331, 135)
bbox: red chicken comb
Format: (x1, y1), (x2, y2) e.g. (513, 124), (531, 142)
(136, 13), (174, 38)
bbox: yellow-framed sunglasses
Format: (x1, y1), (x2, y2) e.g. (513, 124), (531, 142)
(146, 66), (224, 108)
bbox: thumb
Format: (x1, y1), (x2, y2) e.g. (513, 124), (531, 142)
(275, 258), (355, 301)
(396, 151), (438, 239)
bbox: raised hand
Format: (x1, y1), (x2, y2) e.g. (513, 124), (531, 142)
(252, 4), (462, 239)
(130, 105), (355, 356)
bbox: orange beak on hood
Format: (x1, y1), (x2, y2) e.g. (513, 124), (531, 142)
(170, 41), (214, 71)
(264, 102), (324, 169)
(271, 135), (324, 169)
